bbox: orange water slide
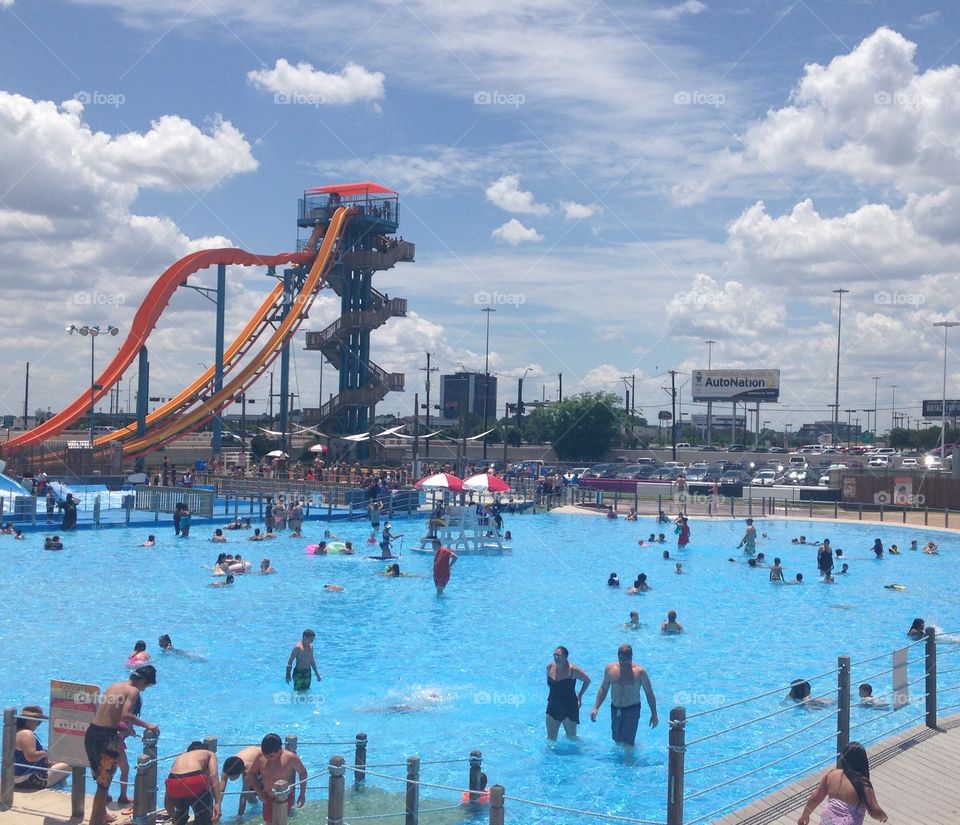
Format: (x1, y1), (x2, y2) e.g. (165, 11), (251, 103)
(2, 249), (312, 454)
(94, 281), (285, 447)
(120, 207), (354, 458)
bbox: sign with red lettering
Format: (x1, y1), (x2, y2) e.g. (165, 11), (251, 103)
(49, 680), (100, 765)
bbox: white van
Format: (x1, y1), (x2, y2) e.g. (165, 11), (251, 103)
(787, 455), (807, 468)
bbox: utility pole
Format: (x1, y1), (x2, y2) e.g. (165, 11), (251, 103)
(23, 362), (29, 430)
(419, 352), (439, 457)
(832, 288), (849, 443)
(669, 370), (678, 461)
(558, 373), (563, 402)
(705, 340), (716, 446)
(481, 306), (496, 460)
(413, 392), (420, 476)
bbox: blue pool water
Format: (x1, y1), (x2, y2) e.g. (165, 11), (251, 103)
(2, 514), (958, 824)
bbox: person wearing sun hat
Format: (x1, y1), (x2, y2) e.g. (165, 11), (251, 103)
(15, 706), (70, 789)
(86, 666), (160, 825)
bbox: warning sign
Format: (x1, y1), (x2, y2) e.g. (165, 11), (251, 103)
(49, 680), (100, 766)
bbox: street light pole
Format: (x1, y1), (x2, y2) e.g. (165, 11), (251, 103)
(481, 307), (496, 460)
(872, 376), (880, 436)
(890, 385), (897, 439)
(933, 321), (959, 462)
(845, 409), (856, 448)
(832, 288), (849, 443)
(67, 324), (119, 448)
(705, 340), (716, 446)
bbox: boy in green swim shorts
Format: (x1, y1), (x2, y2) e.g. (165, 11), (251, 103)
(285, 630), (321, 692)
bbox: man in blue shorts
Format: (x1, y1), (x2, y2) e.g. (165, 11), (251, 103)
(589, 644), (658, 746)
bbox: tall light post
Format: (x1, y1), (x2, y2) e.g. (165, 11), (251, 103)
(481, 306), (496, 460)
(890, 385), (897, 438)
(705, 340), (717, 446)
(933, 321), (959, 462)
(872, 376), (880, 436)
(67, 324), (120, 447)
(845, 409), (856, 448)
(832, 288), (849, 442)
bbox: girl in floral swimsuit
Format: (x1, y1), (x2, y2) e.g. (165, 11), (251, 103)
(798, 742), (888, 825)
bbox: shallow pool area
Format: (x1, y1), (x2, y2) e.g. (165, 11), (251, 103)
(2, 513), (958, 823)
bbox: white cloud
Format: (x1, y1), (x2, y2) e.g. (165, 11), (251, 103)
(650, 1), (707, 21)
(676, 27), (960, 202)
(247, 59), (385, 105)
(491, 219), (543, 245)
(560, 200), (599, 220)
(0, 0), (14, 7)
(485, 174), (550, 215)
(666, 274), (786, 339)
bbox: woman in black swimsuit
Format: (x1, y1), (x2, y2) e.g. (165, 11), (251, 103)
(545, 646), (592, 741)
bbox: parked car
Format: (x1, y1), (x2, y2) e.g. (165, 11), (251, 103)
(685, 468), (709, 482)
(675, 442), (692, 449)
(582, 463), (616, 479)
(787, 456), (807, 469)
(726, 444), (746, 452)
(564, 467), (590, 483)
(818, 464), (849, 486)
(768, 446), (787, 453)
(615, 465), (647, 479)
(899, 458), (919, 468)
(646, 467), (683, 481)
(868, 455), (891, 468)
(689, 461), (709, 469)
(663, 461), (686, 471)
(751, 470), (777, 486)
(699, 445), (720, 452)
(720, 468), (753, 484)
(754, 447), (769, 453)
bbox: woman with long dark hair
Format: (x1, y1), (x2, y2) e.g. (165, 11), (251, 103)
(798, 741), (887, 824)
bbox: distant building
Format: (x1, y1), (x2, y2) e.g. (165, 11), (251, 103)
(796, 420), (862, 444)
(439, 372), (497, 420)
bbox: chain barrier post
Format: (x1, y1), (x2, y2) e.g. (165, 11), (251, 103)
(132, 754), (152, 825)
(203, 736), (217, 753)
(405, 755), (420, 825)
(837, 656), (851, 763)
(143, 728), (159, 825)
(354, 733), (367, 788)
(71, 766), (86, 819)
(1, 707), (15, 809)
(488, 784), (505, 825)
(327, 755), (344, 825)
(666, 706), (686, 825)
(926, 627), (938, 729)
(271, 780), (290, 825)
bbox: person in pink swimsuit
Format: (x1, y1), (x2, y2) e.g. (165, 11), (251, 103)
(798, 741), (888, 825)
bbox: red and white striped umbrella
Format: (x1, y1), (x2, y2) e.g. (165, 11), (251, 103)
(462, 473), (511, 493)
(414, 472), (464, 491)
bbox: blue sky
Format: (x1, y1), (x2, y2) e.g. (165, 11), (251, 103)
(1, 0), (959, 434)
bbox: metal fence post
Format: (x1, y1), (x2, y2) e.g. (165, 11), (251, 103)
(667, 706), (686, 825)
(924, 505), (928, 526)
(1, 707), (15, 809)
(489, 784), (505, 825)
(271, 780), (290, 825)
(926, 627), (938, 729)
(837, 656), (851, 763)
(132, 754), (152, 824)
(405, 755), (420, 825)
(142, 728), (159, 825)
(203, 736), (217, 753)
(353, 733), (367, 788)
(71, 766), (85, 818)
(327, 756), (345, 825)
(858, 502), (862, 521)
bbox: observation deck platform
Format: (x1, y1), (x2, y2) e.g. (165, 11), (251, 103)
(716, 714), (960, 824)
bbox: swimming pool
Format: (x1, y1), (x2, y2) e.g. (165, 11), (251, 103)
(2, 514), (957, 823)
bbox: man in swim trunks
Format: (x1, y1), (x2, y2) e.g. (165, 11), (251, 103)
(163, 741), (221, 825)
(738, 518), (757, 555)
(285, 630), (321, 692)
(86, 666), (159, 825)
(590, 644), (658, 747)
(246, 733), (307, 822)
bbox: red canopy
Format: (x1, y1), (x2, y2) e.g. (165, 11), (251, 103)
(304, 182), (397, 197)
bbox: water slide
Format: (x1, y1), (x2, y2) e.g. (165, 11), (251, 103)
(119, 206), (354, 457)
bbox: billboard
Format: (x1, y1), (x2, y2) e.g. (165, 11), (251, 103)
(922, 399), (960, 418)
(691, 370), (781, 403)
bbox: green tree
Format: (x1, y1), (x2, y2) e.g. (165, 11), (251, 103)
(548, 392), (623, 461)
